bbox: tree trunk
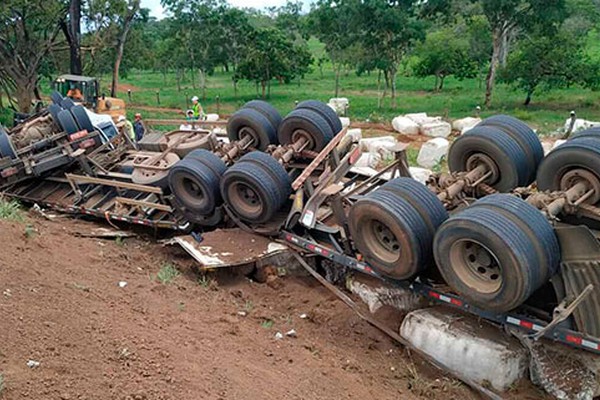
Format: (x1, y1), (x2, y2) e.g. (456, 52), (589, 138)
(390, 69), (397, 109)
(377, 69), (382, 109)
(110, 0), (140, 98)
(61, 0), (82, 75)
(261, 81), (266, 99)
(485, 26), (506, 108)
(434, 75), (439, 91)
(176, 69), (181, 92)
(334, 66), (340, 97)
(14, 76), (36, 113)
(524, 89), (533, 106)
(199, 68), (206, 101)
(439, 75), (445, 91)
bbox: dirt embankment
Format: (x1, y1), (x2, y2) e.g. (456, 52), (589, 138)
(0, 214), (490, 400)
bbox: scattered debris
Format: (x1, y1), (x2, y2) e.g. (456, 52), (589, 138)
(3, 289), (11, 297)
(118, 281), (128, 288)
(285, 329), (297, 338)
(27, 360), (40, 369)
(417, 137), (449, 168)
(274, 332), (284, 340)
(74, 228), (136, 239)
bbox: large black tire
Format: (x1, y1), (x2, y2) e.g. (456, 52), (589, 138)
(448, 126), (530, 191)
(60, 97), (76, 110)
(50, 91), (64, 105)
(169, 158), (223, 216)
(70, 105), (94, 133)
(378, 178), (448, 235)
(477, 115), (543, 182)
(348, 186), (435, 280)
(0, 128), (17, 159)
(536, 137), (600, 195)
(296, 100), (343, 135)
(226, 108), (277, 150)
(221, 154), (291, 224)
(470, 194), (560, 280)
(569, 126), (600, 141)
(57, 109), (80, 134)
(278, 108), (334, 152)
(434, 204), (550, 312)
(185, 149), (227, 177)
(48, 104), (63, 124)
(242, 100), (282, 132)
(235, 151), (291, 206)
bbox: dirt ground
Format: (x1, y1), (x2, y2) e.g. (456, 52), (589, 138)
(0, 214), (547, 400)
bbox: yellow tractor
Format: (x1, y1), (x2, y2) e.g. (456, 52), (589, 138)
(52, 75), (126, 122)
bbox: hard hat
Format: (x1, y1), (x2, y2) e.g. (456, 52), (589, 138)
(134, 113), (142, 118)
(191, 96), (199, 102)
(118, 115), (126, 122)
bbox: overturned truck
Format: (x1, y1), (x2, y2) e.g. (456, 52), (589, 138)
(2, 99), (600, 397)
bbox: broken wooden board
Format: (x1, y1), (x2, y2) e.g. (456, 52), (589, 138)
(165, 228), (288, 269)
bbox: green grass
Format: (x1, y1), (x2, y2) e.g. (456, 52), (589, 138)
(155, 263), (180, 284)
(0, 198), (24, 222)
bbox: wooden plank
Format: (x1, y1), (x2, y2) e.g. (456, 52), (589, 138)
(65, 173), (164, 194)
(115, 196), (173, 212)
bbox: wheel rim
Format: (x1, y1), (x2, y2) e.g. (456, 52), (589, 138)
(559, 168), (600, 204)
(450, 239), (502, 294)
(239, 126), (261, 147)
(291, 129), (316, 151)
(466, 153), (499, 184)
(228, 181), (263, 219)
(178, 176), (205, 206)
(363, 219), (401, 264)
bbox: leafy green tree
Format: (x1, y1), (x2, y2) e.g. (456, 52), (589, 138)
(236, 28), (312, 98)
(0, 0), (64, 112)
(499, 29), (600, 105)
(414, 27), (478, 90)
(218, 7), (255, 96)
(309, 0), (359, 97)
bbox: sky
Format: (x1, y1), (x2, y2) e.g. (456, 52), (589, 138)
(141, 0), (305, 19)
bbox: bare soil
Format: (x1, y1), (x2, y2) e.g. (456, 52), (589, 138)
(0, 214), (540, 400)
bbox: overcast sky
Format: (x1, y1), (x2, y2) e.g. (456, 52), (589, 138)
(141, 0), (307, 19)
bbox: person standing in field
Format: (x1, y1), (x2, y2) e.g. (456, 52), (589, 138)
(118, 115), (135, 142)
(191, 96), (205, 120)
(133, 113), (145, 141)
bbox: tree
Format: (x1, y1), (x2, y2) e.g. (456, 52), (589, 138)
(309, 0), (358, 97)
(61, 0), (83, 75)
(499, 29), (600, 105)
(236, 28), (312, 98)
(0, 0), (64, 112)
(414, 27), (478, 90)
(219, 7), (254, 96)
(110, 0), (141, 97)
(357, 0), (426, 108)
(477, 0), (567, 107)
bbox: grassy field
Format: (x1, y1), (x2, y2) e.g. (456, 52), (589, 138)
(7, 33), (599, 135)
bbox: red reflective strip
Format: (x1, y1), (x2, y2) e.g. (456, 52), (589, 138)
(520, 320), (534, 330)
(429, 291), (440, 299)
(450, 298), (463, 306)
(567, 335), (583, 345)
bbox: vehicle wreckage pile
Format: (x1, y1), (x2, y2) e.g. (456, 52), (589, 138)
(2, 95), (600, 398)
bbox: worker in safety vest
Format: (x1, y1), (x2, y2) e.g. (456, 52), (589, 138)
(118, 115), (135, 142)
(191, 96), (205, 120)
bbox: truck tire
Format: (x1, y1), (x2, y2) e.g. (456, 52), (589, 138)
(278, 108), (334, 152)
(51, 91), (64, 105)
(48, 104), (63, 125)
(169, 158), (223, 215)
(71, 105), (94, 133)
(448, 125), (530, 191)
(478, 115), (543, 182)
(348, 187), (434, 280)
(569, 126), (600, 141)
(221, 156), (291, 224)
(469, 194), (560, 281)
(536, 137), (600, 202)
(433, 204), (550, 312)
(242, 100), (282, 132)
(297, 100), (343, 135)
(57, 109), (80, 134)
(379, 178), (448, 235)
(0, 128), (17, 159)
(185, 149), (227, 177)
(235, 151), (291, 206)
(227, 108), (277, 150)
(60, 97), (76, 110)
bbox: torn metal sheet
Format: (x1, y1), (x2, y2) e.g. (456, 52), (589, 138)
(73, 228), (136, 239)
(165, 228), (288, 269)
